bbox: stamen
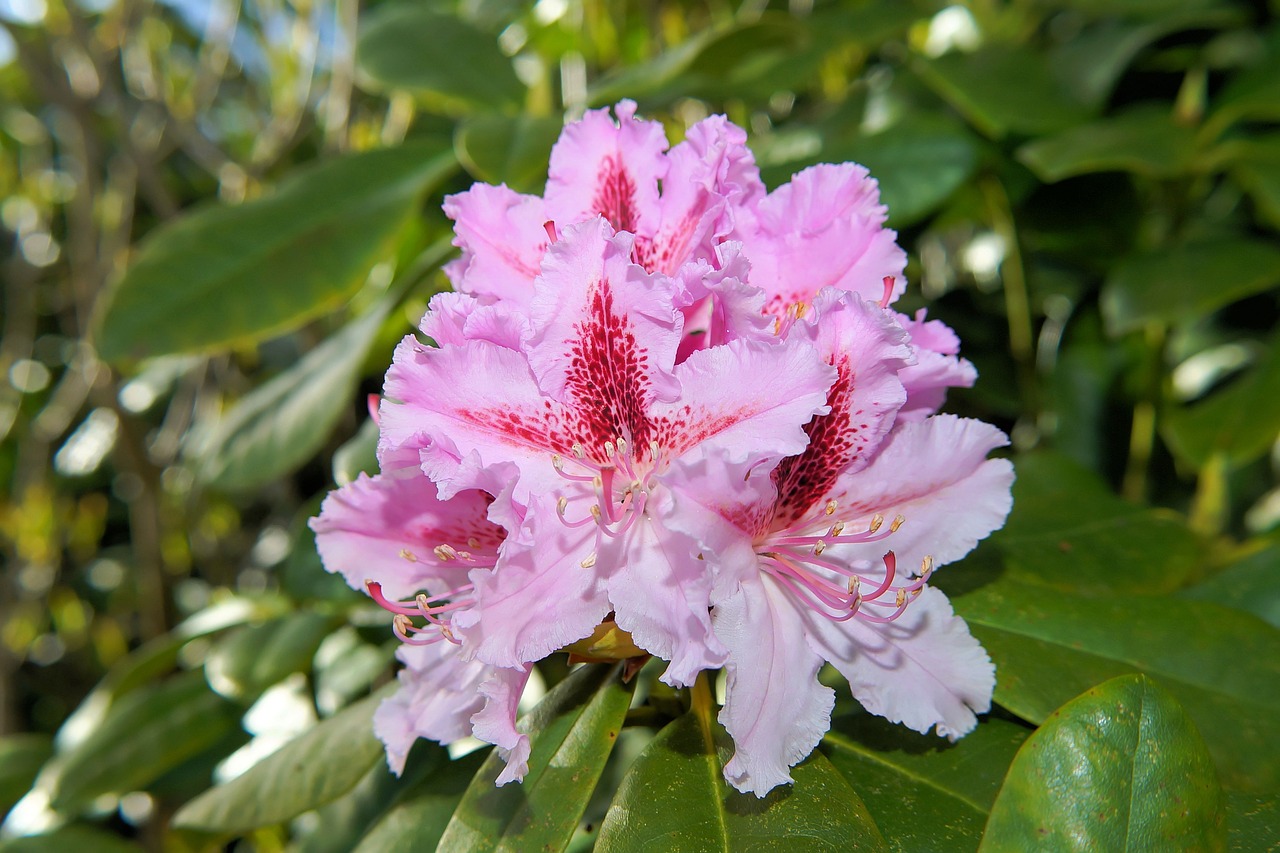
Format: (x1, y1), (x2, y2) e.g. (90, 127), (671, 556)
(813, 540), (826, 556)
(580, 552), (597, 569)
(434, 544), (458, 561)
(399, 549), (418, 562)
(825, 500), (838, 516)
(890, 515), (905, 532)
(880, 275), (895, 309)
(869, 514), (884, 533)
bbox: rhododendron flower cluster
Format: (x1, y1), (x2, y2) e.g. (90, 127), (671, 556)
(311, 101), (1014, 796)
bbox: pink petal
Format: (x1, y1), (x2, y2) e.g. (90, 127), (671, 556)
(373, 642), (492, 774)
(545, 100), (667, 238)
(309, 472), (501, 600)
(805, 586), (994, 740)
(443, 183), (548, 310)
(659, 335), (835, 464)
(829, 415), (1015, 574)
(602, 489), (727, 687)
(737, 163), (907, 311)
(525, 217), (682, 439)
(894, 310), (976, 422)
(714, 574), (835, 796)
(471, 665), (534, 785)
(770, 292), (912, 527)
(453, 494), (611, 668)
(419, 291), (529, 351)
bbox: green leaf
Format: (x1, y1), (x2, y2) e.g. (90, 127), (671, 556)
(598, 711), (885, 852)
(992, 452), (1201, 595)
(1017, 106), (1199, 182)
(947, 573), (1280, 791)
(821, 713), (1028, 853)
(1163, 333), (1280, 468)
(204, 612), (335, 700)
(1224, 791), (1280, 852)
(436, 664), (634, 852)
(0, 826), (144, 853)
(1180, 540), (1280, 629)
(96, 145), (455, 362)
(0, 735), (52, 817)
(913, 47), (1094, 140)
(1233, 158), (1280, 231)
(1101, 239), (1280, 335)
(1207, 55), (1280, 138)
(455, 113), (562, 194)
(352, 750), (488, 853)
(586, 30), (719, 107)
(192, 302), (389, 492)
(297, 740), (454, 853)
(356, 6), (523, 111)
(980, 675), (1225, 852)
(47, 670), (241, 813)
(827, 117), (978, 228)
(172, 686), (389, 834)
(333, 417), (381, 487)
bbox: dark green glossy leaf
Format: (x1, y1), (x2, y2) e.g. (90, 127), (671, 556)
(948, 573), (1280, 791)
(1017, 106), (1198, 182)
(1164, 333), (1280, 468)
(356, 6), (523, 110)
(352, 750), (488, 853)
(1225, 792), (1280, 852)
(822, 713), (1027, 853)
(980, 675), (1225, 852)
(0, 736), (52, 817)
(1233, 158), (1280, 231)
(297, 740), (453, 853)
(333, 417), (381, 487)
(1180, 540), (1280, 629)
(203, 612), (335, 701)
(992, 452), (1200, 595)
(48, 671), (241, 812)
(598, 711), (885, 852)
(827, 117), (978, 228)
(587, 31), (716, 107)
(455, 113), (562, 194)
(1207, 55), (1280, 138)
(172, 686), (389, 834)
(436, 664), (634, 852)
(913, 47), (1094, 139)
(0, 826), (144, 853)
(96, 146), (454, 362)
(193, 303), (389, 493)
(1050, 11), (1244, 108)
(1101, 239), (1280, 334)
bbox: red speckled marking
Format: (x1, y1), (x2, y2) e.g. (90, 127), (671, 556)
(464, 280), (656, 462)
(594, 156), (638, 234)
(771, 356), (869, 527)
(563, 281), (655, 455)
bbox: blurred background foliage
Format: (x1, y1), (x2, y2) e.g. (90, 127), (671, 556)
(1, 0), (1279, 849)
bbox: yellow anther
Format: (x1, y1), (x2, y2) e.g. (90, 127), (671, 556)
(830, 521), (845, 537)
(557, 496), (569, 515)
(616, 437), (628, 456)
(848, 576), (861, 594)
(590, 505), (602, 520)
(468, 538), (481, 549)
(869, 514), (884, 533)
(895, 589), (907, 608)
(393, 614), (413, 635)
(552, 453), (564, 471)
(825, 499), (838, 516)
(580, 552), (598, 569)
(604, 440), (616, 458)
(813, 540), (826, 556)
(773, 316), (782, 336)
(572, 442), (586, 458)
(415, 593), (431, 611)
(433, 544), (458, 561)
(890, 514), (905, 532)
(399, 548), (418, 562)
(793, 301), (809, 319)
(920, 556), (934, 577)
(441, 625), (457, 643)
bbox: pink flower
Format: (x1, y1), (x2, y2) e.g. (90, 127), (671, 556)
(311, 102), (1013, 795)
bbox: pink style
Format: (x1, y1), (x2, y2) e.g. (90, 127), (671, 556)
(310, 101), (1014, 796)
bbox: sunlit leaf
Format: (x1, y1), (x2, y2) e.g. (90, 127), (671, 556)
(598, 711), (885, 851)
(96, 146), (455, 362)
(822, 713), (1027, 853)
(455, 114), (562, 194)
(0, 736), (52, 818)
(172, 687), (390, 834)
(992, 452), (1201, 595)
(1180, 539), (1280, 629)
(351, 750), (488, 853)
(980, 675), (1225, 852)
(944, 572), (1280, 791)
(48, 671), (241, 813)
(203, 612), (335, 701)
(357, 6), (524, 111)
(436, 664), (634, 852)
